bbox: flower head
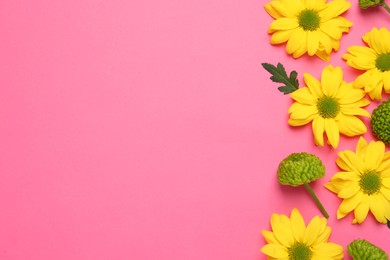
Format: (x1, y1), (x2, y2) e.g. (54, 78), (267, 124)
(359, 0), (383, 9)
(325, 137), (390, 224)
(264, 0), (353, 61)
(278, 153), (325, 186)
(343, 27), (390, 100)
(348, 239), (388, 260)
(288, 65), (370, 148)
(261, 208), (344, 259)
(371, 98), (390, 144)
(278, 153), (329, 218)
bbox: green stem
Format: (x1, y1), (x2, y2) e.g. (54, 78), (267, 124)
(381, 1), (390, 14)
(304, 183), (329, 219)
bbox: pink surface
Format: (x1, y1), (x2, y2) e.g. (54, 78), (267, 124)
(0, 0), (390, 259)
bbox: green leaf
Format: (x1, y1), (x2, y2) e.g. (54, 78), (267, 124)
(261, 62), (299, 94)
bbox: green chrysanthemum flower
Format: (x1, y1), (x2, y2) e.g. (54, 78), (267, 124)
(348, 239), (388, 260)
(359, 0), (390, 14)
(371, 99), (390, 144)
(359, 0), (383, 8)
(278, 153), (325, 186)
(277, 152), (328, 218)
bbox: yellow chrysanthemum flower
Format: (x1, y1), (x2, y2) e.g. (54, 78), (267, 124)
(264, 0), (353, 61)
(261, 208), (344, 260)
(343, 27), (390, 100)
(325, 137), (390, 224)
(288, 65), (370, 148)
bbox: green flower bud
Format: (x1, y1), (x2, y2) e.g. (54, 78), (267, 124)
(359, 0), (383, 9)
(277, 152), (328, 218)
(371, 99), (390, 145)
(277, 152), (325, 186)
(348, 239), (388, 260)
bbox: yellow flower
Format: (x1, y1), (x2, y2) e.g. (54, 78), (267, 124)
(261, 208), (344, 260)
(325, 137), (390, 224)
(288, 65), (370, 148)
(264, 0), (353, 61)
(343, 27), (390, 100)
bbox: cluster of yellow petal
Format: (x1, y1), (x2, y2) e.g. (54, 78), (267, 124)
(325, 137), (390, 224)
(288, 65), (370, 148)
(265, 0), (353, 61)
(343, 27), (390, 100)
(261, 208), (344, 260)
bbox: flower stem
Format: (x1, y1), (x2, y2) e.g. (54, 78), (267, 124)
(304, 183), (329, 218)
(381, 1), (390, 14)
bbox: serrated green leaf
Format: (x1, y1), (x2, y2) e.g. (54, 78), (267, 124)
(261, 62), (299, 95)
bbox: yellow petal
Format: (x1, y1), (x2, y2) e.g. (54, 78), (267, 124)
(378, 27), (390, 53)
(353, 70), (374, 88)
(337, 87), (366, 105)
(337, 114), (367, 137)
(264, 2), (283, 19)
(315, 49), (331, 62)
(338, 183), (360, 198)
(380, 187), (390, 201)
(292, 32), (307, 58)
(365, 141), (385, 170)
(324, 182), (337, 193)
(288, 103), (317, 120)
(290, 208), (306, 242)
(356, 136), (368, 160)
(312, 242), (344, 257)
(304, 72), (323, 98)
(369, 194), (389, 223)
(270, 30), (295, 44)
(320, 17), (352, 40)
(324, 118), (339, 148)
(342, 46), (377, 70)
(312, 117), (325, 146)
(382, 177), (390, 188)
(368, 82), (383, 100)
(313, 226), (331, 245)
(319, 0), (351, 21)
(337, 150), (365, 174)
(340, 98), (370, 109)
(331, 171), (360, 181)
(288, 117), (315, 126)
(271, 213), (295, 247)
(269, 18), (299, 33)
(317, 31), (332, 54)
(338, 191), (363, 215)
(305, 0), (326, 10)
(261, 243), (289, 258)
(353, 201), (369, 224)
(383, 71), (390, 92)
(340, 107), (370, 117)
(327, 178), (353, 193)
(286, 29), (306, 55)
(364, 27), (388, 54)
(303, 216), (323, 246)
(272, 0), (301, 18)
(321, 65), (343, 97)
(377, 158), (390, 173)
(262, 230), (279, 244)
(307, 31), (320, 56)
(290, 87), (317, 105)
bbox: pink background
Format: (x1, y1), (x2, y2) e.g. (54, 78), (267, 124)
(0, 0), (390, 259)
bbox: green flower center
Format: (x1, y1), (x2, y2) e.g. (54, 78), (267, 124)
(317, 96), (340, 118)
(298, 9), (320, 31)
(289, 243), (312, 260)
(376, 53), (390, 72)
(360, 171), (382, 195)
